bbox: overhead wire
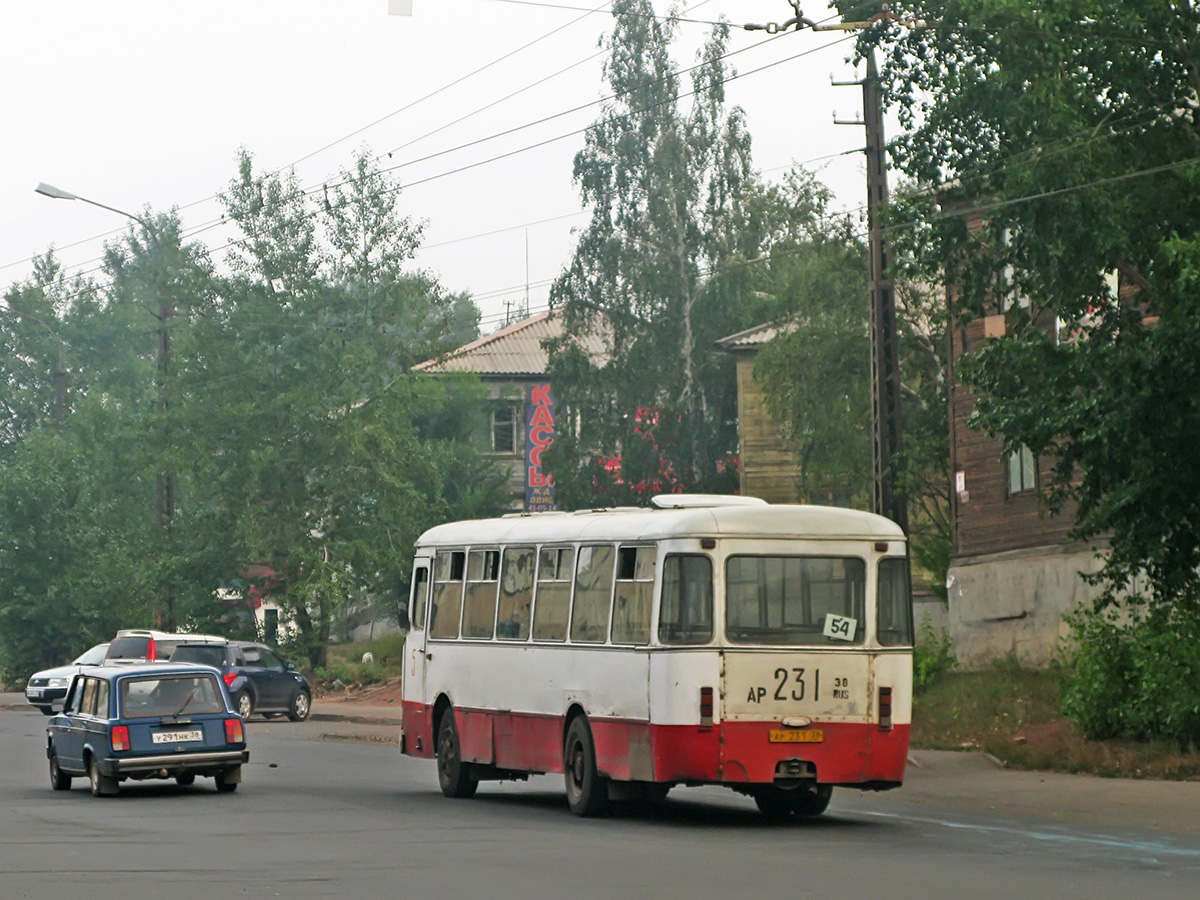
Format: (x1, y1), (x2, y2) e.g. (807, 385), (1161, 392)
(9, 8), (1190, 324)
(6, 7), (822, 301)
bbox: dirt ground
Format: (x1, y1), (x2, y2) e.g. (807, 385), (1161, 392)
(320, 678), (404, 705)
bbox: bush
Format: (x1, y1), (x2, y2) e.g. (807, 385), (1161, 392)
(1062, 603), (1200, 749)
(913, 621), (956, 692)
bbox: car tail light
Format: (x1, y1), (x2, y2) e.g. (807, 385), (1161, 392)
(223, 672), (238, 688)
(111, 725), (131, 752)
(879, 686), (893, 731)
(699, 686), (714, 728)
(146, 637), (157, 660)
(225, 717), (244, 744)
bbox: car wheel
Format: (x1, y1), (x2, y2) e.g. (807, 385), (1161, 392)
(234, 691), (253, 719)
(436, 708), (478, 799)
(36, 705), (54, 717)
(563, 716), (609, 817)
(88, 758), (118, 797)
(215, 770), (239, 793)
(175, 772), (196, 787)
(49, 750), (71, 791)
(287, 689), (311, 722)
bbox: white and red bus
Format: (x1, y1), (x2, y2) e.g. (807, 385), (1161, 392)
(399, 495), (913, 817)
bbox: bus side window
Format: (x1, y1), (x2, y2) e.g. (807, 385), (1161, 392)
(659, 555), (713, 644)
(571, 544), (615, 643)
(430, 550), (466, 639)
(410, 565), (429, 632)
(497, 547), (535, 640)
(532, 547), (573, 641)
(612, 546), (655, 645)
(462, 549), (500, 639)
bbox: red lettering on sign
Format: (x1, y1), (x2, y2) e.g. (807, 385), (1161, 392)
(530, 384), (553, 405)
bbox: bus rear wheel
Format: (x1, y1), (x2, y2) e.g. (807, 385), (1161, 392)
(754, 784), (832, 819)
(564, 716), (609, 817)
(436, 709), (478, 799)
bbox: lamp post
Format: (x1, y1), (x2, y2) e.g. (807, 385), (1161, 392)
(36, 182), (177, 628)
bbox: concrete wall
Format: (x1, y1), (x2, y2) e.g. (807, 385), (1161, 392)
(946, 543), (1107, 669)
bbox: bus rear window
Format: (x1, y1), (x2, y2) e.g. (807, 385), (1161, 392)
(877, 557), (914, 646)
(725, 556), (865, 645)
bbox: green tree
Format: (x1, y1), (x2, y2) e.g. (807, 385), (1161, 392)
(851, 1), (1200, 737)
(747, 172), (950, 591)
(750, 171), (874, 507)
(853, 0), (1200, 610)
(547, 0), (755, 504)
(0, 223), (221, 677)
(180, 150), (500, 665)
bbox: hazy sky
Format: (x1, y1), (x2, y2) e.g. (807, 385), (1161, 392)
(1, 1), (882, 331)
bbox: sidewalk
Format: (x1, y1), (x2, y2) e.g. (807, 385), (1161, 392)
(0, 691), (404, 725)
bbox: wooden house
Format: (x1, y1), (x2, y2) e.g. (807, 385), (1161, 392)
(413, 311), (608, 511)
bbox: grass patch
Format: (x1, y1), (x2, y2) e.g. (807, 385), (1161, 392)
(312, 633), (407, 693)
(913, 661), (1200, 779)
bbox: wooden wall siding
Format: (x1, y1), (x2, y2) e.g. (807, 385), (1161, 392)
(736, 355), (803, 504)
(951, 318), (1077, 557)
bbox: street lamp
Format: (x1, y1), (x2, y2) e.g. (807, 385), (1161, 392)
(36, 181), (177, 627)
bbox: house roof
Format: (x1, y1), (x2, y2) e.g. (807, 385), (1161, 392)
(413, 310), (609, 376)
(714, 319), (795, 352)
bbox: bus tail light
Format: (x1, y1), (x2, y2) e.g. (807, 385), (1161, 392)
(225, 717), (244, 744)
(111, 725), (130, 752)
(699, 686), (714, 728)
(878, 686), (893, 730)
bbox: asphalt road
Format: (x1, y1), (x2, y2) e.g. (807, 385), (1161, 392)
(2, 705), (1199, 900)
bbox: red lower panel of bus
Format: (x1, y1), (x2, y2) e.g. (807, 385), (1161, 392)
(401, 701), (908, 787)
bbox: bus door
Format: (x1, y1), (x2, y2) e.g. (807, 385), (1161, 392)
(406, 558), (432, 709)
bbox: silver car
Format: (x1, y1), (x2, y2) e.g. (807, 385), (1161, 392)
(24, 643), (109, 715)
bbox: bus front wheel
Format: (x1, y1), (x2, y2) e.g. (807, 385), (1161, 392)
(436, 709), (478, 799)
(564, 716), (609, 817)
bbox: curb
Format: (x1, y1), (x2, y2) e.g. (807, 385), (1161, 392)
(309, 711), (401, 726)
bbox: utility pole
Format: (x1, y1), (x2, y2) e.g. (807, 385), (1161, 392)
(751, 5), (909, 529)
(837, 53), (907, 532)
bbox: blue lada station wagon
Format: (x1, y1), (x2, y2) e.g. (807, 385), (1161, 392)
(46, 663), (249, 797)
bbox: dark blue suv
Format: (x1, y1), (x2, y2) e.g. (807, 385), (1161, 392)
(168, 641), (311, 722)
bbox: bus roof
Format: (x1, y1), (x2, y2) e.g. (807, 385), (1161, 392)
(415, 496), (905, 548)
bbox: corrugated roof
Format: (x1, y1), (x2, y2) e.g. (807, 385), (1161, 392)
(413, 310), (609, 376)
(714, 319), (795, 351)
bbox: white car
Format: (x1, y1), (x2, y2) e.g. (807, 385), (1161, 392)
(24, 643), (109, 715)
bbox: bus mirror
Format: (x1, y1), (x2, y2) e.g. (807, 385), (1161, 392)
(397, 600), (410, 630)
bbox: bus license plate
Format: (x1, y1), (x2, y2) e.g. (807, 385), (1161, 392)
(769, 729), (824, 743)
(153, 730), (202, 744)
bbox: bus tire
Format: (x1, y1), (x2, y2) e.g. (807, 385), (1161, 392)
(754, 784), (832, 819)
(793, 784), (833, 817)
(564, 716), (609, 817)
(436, 709), (478, 799)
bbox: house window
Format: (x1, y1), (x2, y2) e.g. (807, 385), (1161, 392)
(491, 405), (518, 454)
(1007, 445), (1037, 494)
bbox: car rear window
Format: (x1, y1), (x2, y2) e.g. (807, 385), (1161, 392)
(121, 675), (224, 718)
(106, 636), (152, 660)
(169, 646), (227, 666)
